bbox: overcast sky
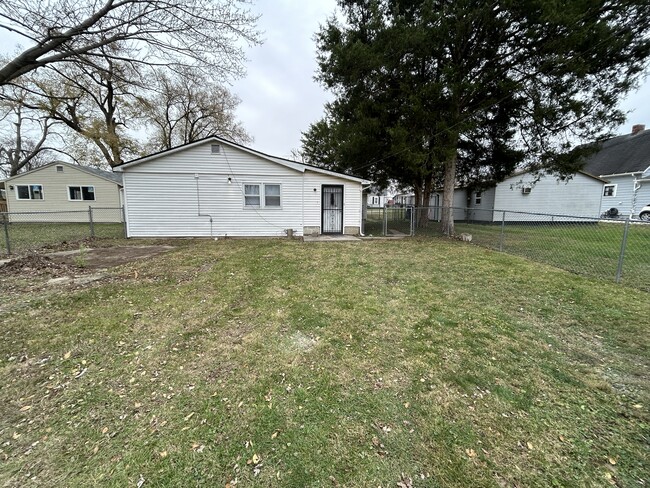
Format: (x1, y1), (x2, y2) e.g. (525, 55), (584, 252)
(1, 0), (649, 159)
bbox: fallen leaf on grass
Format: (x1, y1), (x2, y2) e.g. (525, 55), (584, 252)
(101, 427), (109, 434)
(158, 451), (168, 458)
(466, 448), (476, 458)
(137, 475), (145, 488)
(558, 435), (565, 442)
(63, 351), (71, 360)
(608, 457), (617, 465)
(19, 405), (32, 412)
(271, 430), (279, 439)
(12, 432), (21, 439)
(526, 442), (534, 450)
(397, 473), (413, 488)
(184, 412), (195, 421)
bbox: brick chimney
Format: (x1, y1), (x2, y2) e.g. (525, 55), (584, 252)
(632, 124), (645, 135)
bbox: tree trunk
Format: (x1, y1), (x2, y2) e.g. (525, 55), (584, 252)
(441, 152), (457, 236)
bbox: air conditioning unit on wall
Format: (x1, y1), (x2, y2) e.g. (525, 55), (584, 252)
(522, 187), (532, 195)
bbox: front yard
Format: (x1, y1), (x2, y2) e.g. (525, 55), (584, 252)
(0, 239), (648, 487)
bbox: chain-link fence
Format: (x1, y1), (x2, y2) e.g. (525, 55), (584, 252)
(1, 207), (125, 255)
(364, 205), (650, 290)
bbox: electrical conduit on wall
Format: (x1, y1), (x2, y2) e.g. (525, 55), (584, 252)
(194, 174), (214, 237)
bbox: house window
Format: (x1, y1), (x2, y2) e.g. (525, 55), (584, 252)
(603, 184), (617, 197)
(244, 184), (261, 206)
(244, 183), (281, 208)
(211, 144), (221, 154)
(68, 186), (96, 201)
(16, 184), (43, 200)
(56, 165), (64, 172)
(475, 192), (482, 205)
(265, 184), (281, 207)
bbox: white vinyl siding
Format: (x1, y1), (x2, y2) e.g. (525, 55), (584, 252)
(493, 172), (603, 221)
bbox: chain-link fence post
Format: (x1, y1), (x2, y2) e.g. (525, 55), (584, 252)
(2, 213), (10, 255)
(615, 216), (630, 283)
(383, 205), (388, 236)
(88, 206), (95, 238)
(499, 210), (506, 252)
(410, 206), (415, 236)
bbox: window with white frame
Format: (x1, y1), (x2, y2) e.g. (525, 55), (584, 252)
(244, 183), (281, 208)
(244, 184), (261, 206)
(603, 184), (617, 197)
(16, 184), (44, 200)
(475, 191), (482, 205)
(56, 165), (64, 172)
(265, 184), (281, 207)
(68, 185), (95, 201)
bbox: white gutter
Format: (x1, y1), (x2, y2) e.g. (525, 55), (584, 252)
(598, 171), (643, 178)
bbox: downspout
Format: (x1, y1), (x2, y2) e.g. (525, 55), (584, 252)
(631, 177), (641, 218)
(361, 183), (372, 236)
(195, 174), (214, 237)
(301, 172), (305, 237)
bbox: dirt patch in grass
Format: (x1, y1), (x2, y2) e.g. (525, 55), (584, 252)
(46, 245), (175, 270)
(0, 254), (77, 277)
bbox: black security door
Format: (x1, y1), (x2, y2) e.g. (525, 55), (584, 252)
(321, 185), (344, 234)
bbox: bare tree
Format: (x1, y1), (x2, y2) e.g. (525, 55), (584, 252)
(0, 86), (64, 176)
(141, 70), (251, 151)
(0, 0), (261, 86)
(38, 50), (143, 167)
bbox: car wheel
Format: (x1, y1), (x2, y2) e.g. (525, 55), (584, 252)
(640, 212), (650, 221)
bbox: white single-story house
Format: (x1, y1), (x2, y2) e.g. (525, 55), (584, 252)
(366, 194), (392, 208)
(430, 170), (607, 222)
(2, 162), (123, 222)
(114, 136), (369, 238)
(581, 124), (650, 219)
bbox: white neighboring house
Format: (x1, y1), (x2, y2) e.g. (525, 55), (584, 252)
(366, 194), (391, 208)
(114, 136), (369, 238)
(473, 170), (605, 221)
(2, 162), (123, 222)
(428, 170), (606, 222)
(581, 124), (650, 219)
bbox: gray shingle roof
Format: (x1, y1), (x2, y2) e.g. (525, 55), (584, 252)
(581, 129), (650, 176)
(77, 164), (123, 184)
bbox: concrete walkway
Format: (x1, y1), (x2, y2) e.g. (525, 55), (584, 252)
(303, 235), (361, 242)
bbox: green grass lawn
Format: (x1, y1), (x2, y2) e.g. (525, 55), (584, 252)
(0, 222), (125, 254)
(364, 214), (650, 290)
(0, 239), (648, 487)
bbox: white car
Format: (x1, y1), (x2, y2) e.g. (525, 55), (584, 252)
(640, 204), (650, 221)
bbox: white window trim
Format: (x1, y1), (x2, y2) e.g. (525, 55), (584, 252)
(243, 182), (282, 209)
(56, 165), (64, 172)
(67, 185), (96, 202)
(474, 191), (482, 205)
(15, 183), (44, 201)
(603, 184), (617, 197)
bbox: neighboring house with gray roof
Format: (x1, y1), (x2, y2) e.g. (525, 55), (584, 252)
(2, 161), (123, 222)
(580, 124), (650, 218)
